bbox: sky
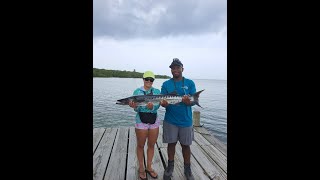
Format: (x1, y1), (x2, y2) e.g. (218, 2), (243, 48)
(93, 0), (227, 80)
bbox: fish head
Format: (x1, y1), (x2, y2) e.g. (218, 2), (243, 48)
(116, 98), (131, 105)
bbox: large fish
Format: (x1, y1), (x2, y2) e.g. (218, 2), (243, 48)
(116, 89), (205, 108)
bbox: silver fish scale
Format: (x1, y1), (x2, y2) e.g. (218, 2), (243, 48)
(135, 95), (194, 106)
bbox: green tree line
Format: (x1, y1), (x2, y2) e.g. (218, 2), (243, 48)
(93, 68), (170, 79)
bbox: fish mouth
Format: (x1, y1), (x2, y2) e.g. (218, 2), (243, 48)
(116, 101), (123, 105)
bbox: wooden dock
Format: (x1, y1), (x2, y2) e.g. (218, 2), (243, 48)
(93, 126), (227, 180)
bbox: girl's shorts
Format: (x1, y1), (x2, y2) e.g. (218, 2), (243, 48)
(135, 117), (160, 130)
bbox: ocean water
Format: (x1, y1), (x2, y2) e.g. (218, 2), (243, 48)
(93, 78), (227, 144)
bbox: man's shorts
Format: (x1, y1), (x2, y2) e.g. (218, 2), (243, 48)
(162, 120), (194, 145)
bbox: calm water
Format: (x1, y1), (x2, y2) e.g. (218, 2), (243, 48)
(93, 78), (227, 144)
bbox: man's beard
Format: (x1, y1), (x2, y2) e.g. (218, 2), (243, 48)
(173, 74), (181, 78)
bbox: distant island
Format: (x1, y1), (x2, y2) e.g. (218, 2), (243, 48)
(93, 68), (171, 79)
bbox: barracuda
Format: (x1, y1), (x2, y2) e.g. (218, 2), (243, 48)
(116, 89), (204, 108)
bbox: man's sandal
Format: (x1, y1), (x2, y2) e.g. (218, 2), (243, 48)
(145, 169), (158, 179)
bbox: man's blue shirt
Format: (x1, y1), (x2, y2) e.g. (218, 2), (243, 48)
(161, 77), (196, 127)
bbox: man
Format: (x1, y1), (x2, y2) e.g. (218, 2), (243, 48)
(160, 58), (196, 180)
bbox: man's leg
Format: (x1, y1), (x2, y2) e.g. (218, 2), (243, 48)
(163, 143), (176, 180)
(167, 142), (177, 161)
(163, 121), (178, 180)
(180, 126), (195, 180)
(181, 144), (191, 164)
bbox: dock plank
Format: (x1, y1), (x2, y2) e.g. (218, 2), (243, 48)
(104, 127), (129, 180)
(191, 143), (227, 180)
(194, 130), (213, 146)
(201, 145), (227, 173)
(194, 127), (227, 157)
(93, 128), (118, 180)
(93, 126), (227, 180)
(93, 128), (105, 154)
(126, 127), (140, 180)
(194, 131), (227, 174)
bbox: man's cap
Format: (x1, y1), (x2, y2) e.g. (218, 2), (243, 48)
(143, 71), (155, 79)
(169, 58), (183, 68)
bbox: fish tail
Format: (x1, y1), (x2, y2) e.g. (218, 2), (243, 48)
(193, 89), (205, 108)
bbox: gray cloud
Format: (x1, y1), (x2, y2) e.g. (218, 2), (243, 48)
(94, 0), (227, 39)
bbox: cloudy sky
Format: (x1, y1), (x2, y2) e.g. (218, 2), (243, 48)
(93, 0), (227, 80)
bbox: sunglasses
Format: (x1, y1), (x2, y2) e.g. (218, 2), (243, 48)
(144, 78), (154, 82)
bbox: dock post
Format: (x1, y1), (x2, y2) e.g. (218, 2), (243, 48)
(193, 111), (201, 127)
